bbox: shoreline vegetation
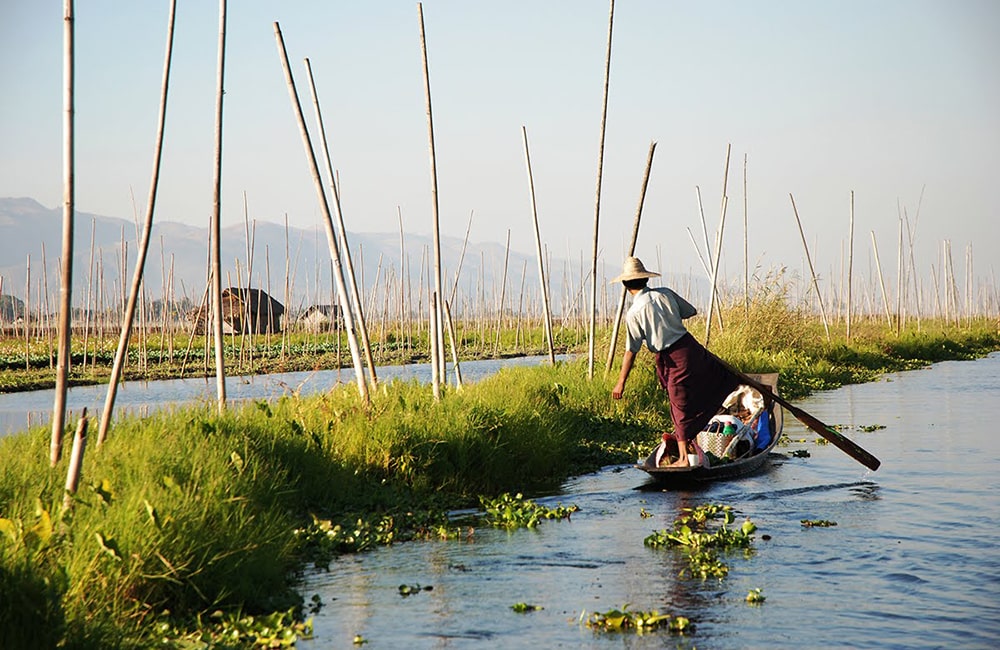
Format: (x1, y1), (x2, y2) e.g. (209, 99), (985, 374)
(1, 301), (999, 647)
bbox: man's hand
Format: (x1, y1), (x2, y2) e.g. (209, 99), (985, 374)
(612, 350), (636, 400)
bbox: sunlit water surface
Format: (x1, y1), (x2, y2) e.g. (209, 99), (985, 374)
(297, 353), (1000, 649)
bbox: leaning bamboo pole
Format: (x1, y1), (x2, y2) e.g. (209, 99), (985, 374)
(493, 230), (511, 355)
(417, 3), (446, 391)
(605, 140), (655, 371)
(62, 409), (88, 512)
(303, 57), (377, 386)
(870, 231), (893, 328)
(97, 0), (176, 446)
(273, 21), (368, 402)
(51, 0), (76, 466)
(521, 126), (555, 364)
(789, 193), (831, 341)
(703, 195), (728, 349)
(588, 0), (615, 380)
(695, 186), (725, 332)
(209, 0), (228, 414)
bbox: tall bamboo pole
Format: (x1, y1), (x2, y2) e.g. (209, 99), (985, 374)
(303, 57), (377, 386)
(449, 210), (474, 305)
(790, 193), (831, 341)
(742, 153), (749, 317)
(605, 140), (655, 371)
(704, 195), (728, 348)
(587, 0), (615, 379)
(695, 186), (725, 332)
(896, 210), (906, 336)
(871, 231), (893, 328)
(209, 0), (228, 413)
(417, 4), (446, 393)
(97, 0), (177, 446)
(273, 21), (368, 402)
(493, 230), (511, 355)
(51, 0), (76, 466)
(846, 190), (855, 342)
(521, 126), (555, 364)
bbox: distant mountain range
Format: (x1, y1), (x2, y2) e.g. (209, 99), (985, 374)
(0, 197), (583, 317)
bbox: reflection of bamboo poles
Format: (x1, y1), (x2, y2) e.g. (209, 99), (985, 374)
(606, 141), (655, 371)
(51, 0), (76, 466)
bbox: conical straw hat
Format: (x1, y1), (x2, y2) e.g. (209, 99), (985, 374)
(610, 256), (660, 284)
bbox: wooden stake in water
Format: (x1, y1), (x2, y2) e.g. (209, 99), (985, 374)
(51, 0), (76, 467)
(98, 0), (177, 446)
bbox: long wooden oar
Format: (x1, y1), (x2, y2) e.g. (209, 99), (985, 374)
(709, 351), (881, 471)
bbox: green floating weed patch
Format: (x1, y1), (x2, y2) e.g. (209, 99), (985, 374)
(583, 604), (691, 634)
(644, 504), (757, 580)
(479, 492), (579, 529)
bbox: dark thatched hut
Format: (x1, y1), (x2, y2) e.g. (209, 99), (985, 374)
(188, 287), (284, 334)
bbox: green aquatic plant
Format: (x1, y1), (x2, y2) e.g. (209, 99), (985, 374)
(583, 604), (691, 634)
(511, 602), (543, 613)
(155, 607), (312, 648)
(746, 588), (766, 604)
(398, 583), (433, 596)
(479, 492), (579, 529)
(801, 519), (837, 528)
(644, 504), (757, 580)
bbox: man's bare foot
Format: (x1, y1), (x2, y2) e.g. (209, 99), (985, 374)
(665, 457), (689, 468)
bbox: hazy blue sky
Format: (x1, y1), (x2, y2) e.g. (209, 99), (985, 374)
(1, 1), (997, 288)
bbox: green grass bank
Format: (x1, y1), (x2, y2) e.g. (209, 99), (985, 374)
(1, 313), (998, 648)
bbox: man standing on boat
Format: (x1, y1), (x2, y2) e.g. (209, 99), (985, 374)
(611, 257), (740, 467)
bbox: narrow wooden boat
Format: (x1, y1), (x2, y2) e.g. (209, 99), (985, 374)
(636, 373), (784, 485)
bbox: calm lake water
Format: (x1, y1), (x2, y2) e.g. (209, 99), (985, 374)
(297, 352), (1000, 649)
(0, 355), (568, 437)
